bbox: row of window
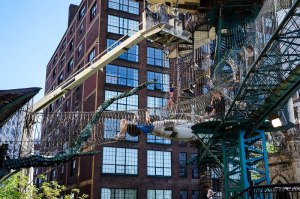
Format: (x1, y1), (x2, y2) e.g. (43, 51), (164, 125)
(101, 188), (200, 199)
(102, 147), (199, 178)
(108, 0), (139, 15)
(105, 64), (170, 91)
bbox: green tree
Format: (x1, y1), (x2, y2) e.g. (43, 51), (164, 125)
(0, 172), (88, 199)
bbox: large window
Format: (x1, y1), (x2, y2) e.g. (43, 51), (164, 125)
(101, 188), (137, 199)
(107, 39), (139, 62)
(103, 118), (138, 141)
(147, 190), (172, 199)
(102, 147), (138, 175)
(147, 150), (171, 176)
(179, 152), (187, 177)
(106, 64), (138, 87)
(108, 0), (139, 15)
(105, 90), (138, 111)
(147, 47), (169, 67)
(108, 15), (139, 36)
(147, 71), (170, 92)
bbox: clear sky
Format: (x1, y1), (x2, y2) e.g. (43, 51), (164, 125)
(0, 0), (82, 101)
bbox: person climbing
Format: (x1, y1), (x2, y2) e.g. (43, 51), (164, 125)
(167, 84), (176, 108)
(210, 91), (225, 117)
(169, 84), (176, 98)
(207, 188), (215, 199)
(114, 111), (154, 140)
(245, 44), (254, 66)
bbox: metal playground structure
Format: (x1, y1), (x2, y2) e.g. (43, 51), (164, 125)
(1, 0), (300, 198)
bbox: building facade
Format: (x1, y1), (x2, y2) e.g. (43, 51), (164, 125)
(37, 0), (200, 198)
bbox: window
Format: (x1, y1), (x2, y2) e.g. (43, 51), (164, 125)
(102, 147), (138, 175)
(105, 90), (138, 111)
(180, 190), (188, 199)
(67, 58), (74, 72)
(191, 153), (199, 178)
(106, 64), (138, 87)
(179, 152), (187, 177)
(147, 71), (170, 92)
(107, 15), (139, 36)
(77, 43), (83, 57)
(78, 5), (86, 21)
(62, 38), (67, 50)
(75, 86), (81, 102)
(147, 47), (169, 67)
(101, 188), (137, 199)
(147, 150), (171, 176)
(60, 165), (64, 181)
(58, 72), (64, 85)
(108, 0), (139, 15)
(90, 2), (97, 21)
(88, 48), (96, 62)
(52, 68), (57, 78)
(147, 190), (172, 199)
(53, 55), (58, 65)
(107, 39), (138, 62)
(50, 169), (57, 181)
(69, 39), (74, 51)
(265, 18), (272, 28)
(65, 99), (70, 111)
(70, 159), (76, 177)
(192, 191), (200, 199)
(103, 118), (138, 141)
(79, 23), (84, 35)
(61, 53), (66, 66)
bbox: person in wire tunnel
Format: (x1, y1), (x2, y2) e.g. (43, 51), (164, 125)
(114, 110), (198, 142)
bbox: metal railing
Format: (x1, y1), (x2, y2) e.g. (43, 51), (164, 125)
(231, 183), (300, 199)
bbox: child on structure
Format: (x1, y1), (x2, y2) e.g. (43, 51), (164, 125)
(114, 111), (154, 140)
(207, 188), (215, 199)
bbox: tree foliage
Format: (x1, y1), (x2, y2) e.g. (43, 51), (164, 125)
(0, 172), (88, 199)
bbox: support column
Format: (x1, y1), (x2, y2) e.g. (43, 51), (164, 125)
(222, 129), (271, 199)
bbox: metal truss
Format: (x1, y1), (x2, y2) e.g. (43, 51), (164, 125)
(226, 0), (300, 131)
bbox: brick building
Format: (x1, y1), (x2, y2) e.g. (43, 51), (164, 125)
(37, 0), (200, 198)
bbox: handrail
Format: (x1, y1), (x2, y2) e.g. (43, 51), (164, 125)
(231, 183), (300, 199)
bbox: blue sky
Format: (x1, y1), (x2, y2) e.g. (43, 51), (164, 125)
(0, 0), (82, 100)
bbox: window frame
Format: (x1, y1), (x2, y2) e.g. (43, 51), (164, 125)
(107, 15), (139, 36)
(108, 0), (139, 15)
(179, 152), (187, 177)
(105, 90), (138, 111)
(105, 64), (139, 87)
(107, 38), (139, 62)
(101, 188), (138, 199)
(147, 71), (170, 92)
(147, 150), (172, 177)
(78, 5), (86, 21)
(90, 2), (97, 21)
(102, 147), (138, 175)
(147, 47), (169, 68)
(147, 189), (172, 199)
